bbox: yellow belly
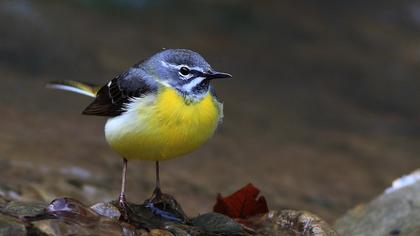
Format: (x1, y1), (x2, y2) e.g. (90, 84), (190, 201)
(104, 87), (222, 161)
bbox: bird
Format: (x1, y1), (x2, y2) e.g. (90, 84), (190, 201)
(46, 49), (231, 220)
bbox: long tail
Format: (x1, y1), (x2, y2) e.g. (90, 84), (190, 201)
(46, 81), (101, 98)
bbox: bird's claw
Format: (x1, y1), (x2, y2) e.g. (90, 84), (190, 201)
(145, 202), (183, 222)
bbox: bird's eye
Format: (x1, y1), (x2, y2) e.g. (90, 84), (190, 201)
(179, 67), (190, 76)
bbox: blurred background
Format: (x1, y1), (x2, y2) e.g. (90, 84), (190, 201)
(1, 0), (420, 223)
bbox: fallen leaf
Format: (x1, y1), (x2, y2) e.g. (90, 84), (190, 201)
(213, 183), (268, 220)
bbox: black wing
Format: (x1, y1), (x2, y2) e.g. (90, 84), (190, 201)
(82, 69), (156, 117)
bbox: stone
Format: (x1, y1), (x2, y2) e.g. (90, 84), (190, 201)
(145, 229), (175, 236)
(335, 170), (420, 236)
(90, 202), (121, 220)
(3, 201), (46, 218)
(0, 195), (337, 236)
(191, 213), (246, 236)
(252, 210), (338, 236)
(0, 214), (26, 236)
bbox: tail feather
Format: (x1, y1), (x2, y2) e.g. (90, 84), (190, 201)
(46, 81), (100, 98)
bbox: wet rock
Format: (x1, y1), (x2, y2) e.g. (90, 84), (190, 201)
(191, 213), (245, 236)
(161, 223), (193, 236)
(90, 202), (121, 220)
(31, 218), (137, 236)
(37, 198), (138, 235)
(46, 197), (99, 221)
(335, 170), (420, 236)
(251, 210), (338, 236)
(0, 195), (337, 236)
(0, 214), (26, 236)
(40, 197), (247, 236)
(142, 229), (174, 236)
(3, 201), (46, 219)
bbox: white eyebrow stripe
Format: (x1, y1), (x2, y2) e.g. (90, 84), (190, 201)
(160, 60), (178, 69)
(182, 77), (206, 91)
(160, 61), (205, 73)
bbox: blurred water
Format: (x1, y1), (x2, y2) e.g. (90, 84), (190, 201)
(1, 0), (420, 222)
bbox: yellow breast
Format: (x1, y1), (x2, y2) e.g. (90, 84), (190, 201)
(104, 87), (222, 161)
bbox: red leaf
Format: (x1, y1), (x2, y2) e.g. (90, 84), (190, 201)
(213, 183), (269, 220)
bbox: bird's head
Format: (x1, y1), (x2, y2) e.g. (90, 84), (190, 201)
(143, 49), (231, 101)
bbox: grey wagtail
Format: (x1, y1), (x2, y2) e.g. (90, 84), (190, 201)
(47, 49), (231, 219)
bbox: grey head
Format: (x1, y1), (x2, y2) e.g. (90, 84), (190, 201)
(139, 49), (231, 101)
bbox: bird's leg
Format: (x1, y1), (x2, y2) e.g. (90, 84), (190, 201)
(152, 161), (162, 200)
(144, 161), (186, 222)
(118, 158), (129, 220)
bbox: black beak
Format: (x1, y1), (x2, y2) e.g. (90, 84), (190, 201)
(204, 71), (232, 80)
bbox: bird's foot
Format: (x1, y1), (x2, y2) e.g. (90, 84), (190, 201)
(117, 194), (130, 221)
(144, 202), (183, 222)
(151, 187), (163, 201)
(144, 189), (188, 223)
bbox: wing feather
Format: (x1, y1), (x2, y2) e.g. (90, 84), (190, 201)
(82, 68), (157, 117)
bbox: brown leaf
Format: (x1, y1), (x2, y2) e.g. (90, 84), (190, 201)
(213, 183), (268, 220)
